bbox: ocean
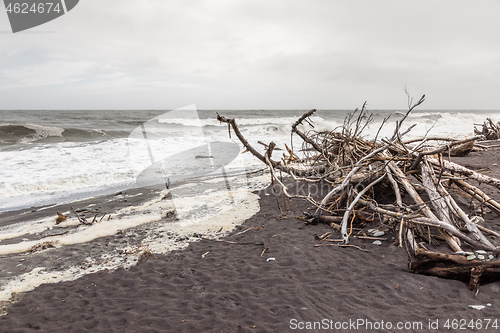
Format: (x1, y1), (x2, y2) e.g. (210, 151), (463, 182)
(2, 108), (498, 212)
(0, 107), (498, 302)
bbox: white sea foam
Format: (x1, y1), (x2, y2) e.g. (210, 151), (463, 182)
(158, 115), (324, 127)
(0, 186), (261, 302)
(0, 144), (265, 256)
(2, 110), (495, 213)
(0, 109), (497, 303)
(318, 110), (500, 141)
(0, 218), (66, 243)
(18, 124), (65, 144)
(0, 127), (265, 213)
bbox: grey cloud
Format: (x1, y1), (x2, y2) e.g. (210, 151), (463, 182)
(1, 0), (500, 109)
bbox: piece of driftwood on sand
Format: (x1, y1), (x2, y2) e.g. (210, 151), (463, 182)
(475, 118), (500, 141)
(217, 96), (500, 291)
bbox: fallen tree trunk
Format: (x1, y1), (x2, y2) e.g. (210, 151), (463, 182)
(217, 113), (325, 177)
(427, 156), (500, 190)
(410, 249), (500, 291)
(216, 97), (500, 290)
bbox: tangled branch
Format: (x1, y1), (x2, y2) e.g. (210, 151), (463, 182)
(217, 98), (500, 290)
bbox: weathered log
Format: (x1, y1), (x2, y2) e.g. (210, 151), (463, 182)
(452, 179), (500, 216)
(475, 118), (500, 140)
(438, 185), (495, 249)
(388, 160), (462, 252)
(421, 162), (494, 248)
(421, 163), (455, 225)
(427, 156), (500, 190)
(410, 217), (497, 252)
(217, 113), (324, 177)
(217, 105), (500, 291)
(385, 166), (403, 208)
(410, 249), (500, 290)
(408, 136), (481, 170)
(317, 215), (343, 224)
(340, 173), (387, 243)
(450, 140), (475, 156)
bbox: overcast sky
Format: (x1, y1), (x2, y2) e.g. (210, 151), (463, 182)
(1, 0), (500, 110)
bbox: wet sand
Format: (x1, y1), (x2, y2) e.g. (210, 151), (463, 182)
(1, 144), (500, 332)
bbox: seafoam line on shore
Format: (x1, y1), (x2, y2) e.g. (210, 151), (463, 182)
(0, 187), (261, 303)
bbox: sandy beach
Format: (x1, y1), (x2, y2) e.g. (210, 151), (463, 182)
(0, 144), (499, 332)
(3, 0), (500, 331)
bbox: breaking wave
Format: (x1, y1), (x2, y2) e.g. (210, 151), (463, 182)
(0, 124), (129, 146)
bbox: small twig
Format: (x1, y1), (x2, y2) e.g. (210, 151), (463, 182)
(357, 236), (389, 241)
(71, 207), (91, 225)
(341, 173), (387, 243)
(41, 231), (69, 238)
(200, 237), (264, 246)
(234, 225), (264, 236)
(314, 243), (372, 252)
(99, 212), (108, 223)
(391, 93), (425, 141)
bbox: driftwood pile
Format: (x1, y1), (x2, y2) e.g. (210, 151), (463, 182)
(217, 96), (500, 291)
(475, 118), (500, 141)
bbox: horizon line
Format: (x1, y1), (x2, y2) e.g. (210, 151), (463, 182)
(1, 108), (499, 111)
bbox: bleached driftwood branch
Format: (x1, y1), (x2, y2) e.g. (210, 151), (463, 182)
(217, 96), (500, 290)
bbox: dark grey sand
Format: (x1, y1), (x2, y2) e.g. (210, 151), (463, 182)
(0, 185), (166, 228)
(0, 187), (166, 282)
(1, 145), (500, 332)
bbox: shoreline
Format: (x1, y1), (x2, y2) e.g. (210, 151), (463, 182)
(0, 186), (163, 233)
(0, 148), (500, 331)
(0, 172), (263, 306)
